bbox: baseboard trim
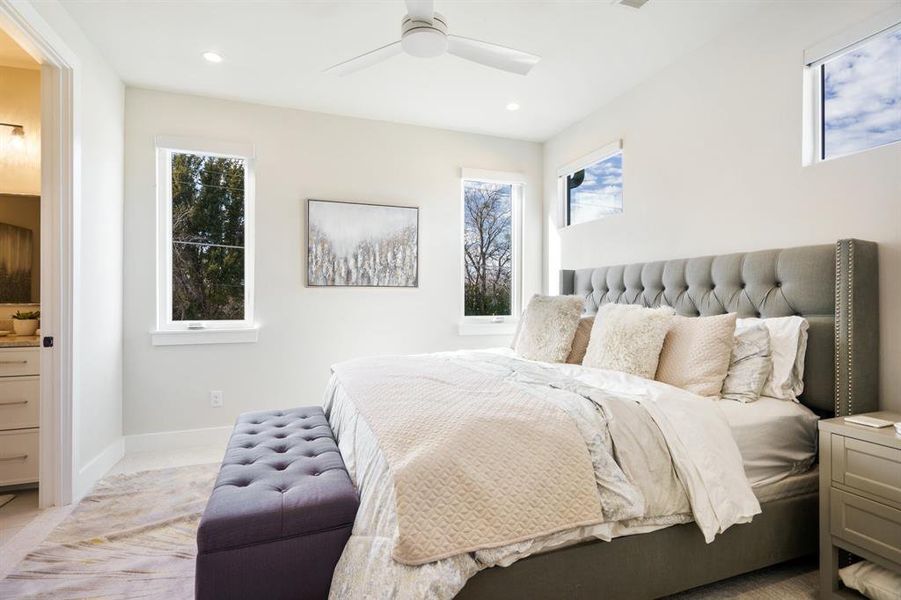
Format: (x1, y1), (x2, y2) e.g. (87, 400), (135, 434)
(73, 437), (124, 501)
(124, 425), (232, 454)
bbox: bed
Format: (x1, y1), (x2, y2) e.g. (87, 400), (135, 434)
(325, 239), (879, 599)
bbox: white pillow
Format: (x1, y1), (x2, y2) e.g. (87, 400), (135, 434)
(583, 304), (674, 379)
(840, 561), (901, 600)
(513, 294), (584, 363)
(736, 316), (809, 401)
(655, 313), (737, 398)
(721, 322), (773, 403)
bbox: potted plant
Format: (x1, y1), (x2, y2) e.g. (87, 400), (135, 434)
(12, 310), (40, 336)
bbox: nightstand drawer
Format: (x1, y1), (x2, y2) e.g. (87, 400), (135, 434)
(830, 488), (901, 564)
(832, 436), (901, 507)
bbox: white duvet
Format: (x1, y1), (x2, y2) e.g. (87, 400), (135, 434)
(324, 349), (760, 599)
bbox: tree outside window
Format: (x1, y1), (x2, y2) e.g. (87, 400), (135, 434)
(464, 180), (513, 317)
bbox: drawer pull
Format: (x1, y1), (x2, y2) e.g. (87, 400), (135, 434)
(0, 399), (27, 406)
(0, 453), (27, 461)
(0, 360), (28, 365)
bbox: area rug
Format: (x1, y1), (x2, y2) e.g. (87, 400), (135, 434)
(0, 494), (14, 509)
(0, 461), (818, 599)
(666, 557), (818, 599)
(0, 463), (218, 599)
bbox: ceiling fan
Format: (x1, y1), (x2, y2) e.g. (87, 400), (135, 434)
(325, 0), (540, 76)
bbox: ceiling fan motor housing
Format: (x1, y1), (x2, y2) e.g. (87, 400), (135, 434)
(401, 13), (448, 58)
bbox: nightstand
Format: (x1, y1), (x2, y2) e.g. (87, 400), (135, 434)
(818, 412), (901, 599)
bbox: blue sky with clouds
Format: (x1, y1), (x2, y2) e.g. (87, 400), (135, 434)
(569, 152), (623, 225)
(824, 28), (901, 158)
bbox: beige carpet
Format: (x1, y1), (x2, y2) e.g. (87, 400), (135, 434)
(0, 463), (818, 599)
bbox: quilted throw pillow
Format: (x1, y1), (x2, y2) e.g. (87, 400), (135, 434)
(721, 322), (773, 403)
(565, 316), (595, 364)
(514, 295), (585, 363)
(582, 304), (674, 379)
(655, 313), (737, 398)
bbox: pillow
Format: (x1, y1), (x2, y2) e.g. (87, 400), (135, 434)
(720, 322), (773, 403)
(565, 316), (594, 364)
(839, 561), (901, 600)
(513, 295), (585, 363)
(655, 313), (737, 397)
(582, 304), (674, 379)
(737, 316), (809, 401)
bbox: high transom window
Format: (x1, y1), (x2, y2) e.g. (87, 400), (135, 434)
(558, 140), (623, 227)
(804, 17), (901, 163)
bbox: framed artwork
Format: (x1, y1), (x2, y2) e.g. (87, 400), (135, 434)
(307, 199), (419, 287)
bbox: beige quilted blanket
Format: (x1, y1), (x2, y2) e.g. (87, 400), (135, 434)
(331, 355), (605, 565)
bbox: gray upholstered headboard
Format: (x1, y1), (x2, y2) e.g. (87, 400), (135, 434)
(560, 239), (879, 417)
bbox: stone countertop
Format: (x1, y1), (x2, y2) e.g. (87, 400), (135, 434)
(0, 335), (40, 348)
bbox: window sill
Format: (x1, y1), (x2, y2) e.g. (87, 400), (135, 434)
(458, 319), (518, 336)
(151, 327), (259, 346)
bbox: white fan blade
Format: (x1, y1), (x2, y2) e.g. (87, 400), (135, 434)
(324, 41), (403, 76)
(446, 35), (539, 75)
(405, 0), (434, 20)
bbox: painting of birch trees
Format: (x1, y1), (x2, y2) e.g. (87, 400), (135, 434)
(307, 200), (418, 287)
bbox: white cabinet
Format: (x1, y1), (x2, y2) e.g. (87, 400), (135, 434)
(0, 347), (39, 487)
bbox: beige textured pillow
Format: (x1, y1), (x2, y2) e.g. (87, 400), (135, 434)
(655, 313), (737, 397)
(513, 295), (585, 363)
(566, 316), (595, 364)
(582, 304), (674, 379)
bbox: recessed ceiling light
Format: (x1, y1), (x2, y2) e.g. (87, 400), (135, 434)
(203, 51), (223, 63)
(506, 102), (520, 111)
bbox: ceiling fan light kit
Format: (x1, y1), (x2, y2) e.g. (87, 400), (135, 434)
(326, 0), (540, 76)
(401, 13), (448, 58)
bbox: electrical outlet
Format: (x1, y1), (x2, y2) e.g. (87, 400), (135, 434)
(209, 390), (223, 408)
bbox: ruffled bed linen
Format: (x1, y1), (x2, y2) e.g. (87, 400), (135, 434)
(325, 349), (761, 600)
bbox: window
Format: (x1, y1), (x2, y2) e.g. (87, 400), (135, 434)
(154, 137), (256, 345)
(558, 140), (623, 227)
(805, 16), (901, 162)
(460, 169), (523, 334)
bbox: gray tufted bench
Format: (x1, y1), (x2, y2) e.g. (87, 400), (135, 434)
(195, 407), (358, 600)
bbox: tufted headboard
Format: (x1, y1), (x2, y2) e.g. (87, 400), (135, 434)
(559, 239), (879, 417)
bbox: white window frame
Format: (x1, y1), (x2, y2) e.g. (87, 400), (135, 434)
(152, 135), (257, 346)
(557, 139), (623, 228)
(802, 7), (901, 165)
(459, 168), (524, 336)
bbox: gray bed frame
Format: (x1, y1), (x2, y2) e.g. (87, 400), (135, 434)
(457, 239), (879, 599)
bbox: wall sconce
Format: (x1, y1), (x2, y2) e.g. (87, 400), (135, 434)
(1, 122), (26, 150)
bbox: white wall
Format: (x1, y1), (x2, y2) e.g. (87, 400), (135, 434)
(0, 65), (40, 195)
(124, 88), (542, 436)
(543, 1), (901, 412)
(28, 0), (125, 495)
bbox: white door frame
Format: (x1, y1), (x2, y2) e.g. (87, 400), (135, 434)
(0, 0), (77, 507)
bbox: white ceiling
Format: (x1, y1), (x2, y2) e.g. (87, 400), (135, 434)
(62, 0), (764, 141)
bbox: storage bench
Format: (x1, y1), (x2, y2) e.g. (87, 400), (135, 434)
(195, 407), (358, 600)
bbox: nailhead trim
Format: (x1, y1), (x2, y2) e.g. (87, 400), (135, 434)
(834, 240), (842, 418)
(847, 240), (854, 416)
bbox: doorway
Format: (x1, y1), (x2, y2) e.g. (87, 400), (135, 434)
(0, 1), (77, 510)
